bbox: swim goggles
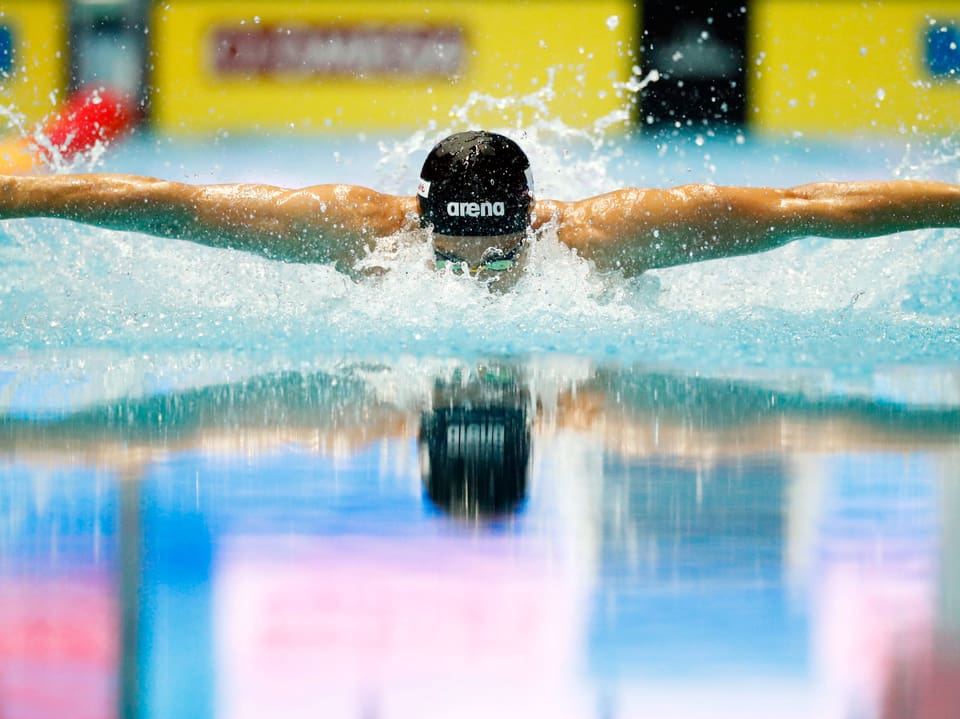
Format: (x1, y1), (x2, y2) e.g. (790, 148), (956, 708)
(434, 241), (524, 275)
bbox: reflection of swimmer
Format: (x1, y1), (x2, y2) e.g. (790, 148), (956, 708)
(419, 368), (531, 517)
(2, 130), (959, 281)
(0, 87), (133, 174)
(2, 363), (957, 519)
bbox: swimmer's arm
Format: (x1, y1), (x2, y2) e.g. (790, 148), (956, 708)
(547, 181), (960, 274)
(0, 174), (417, 265)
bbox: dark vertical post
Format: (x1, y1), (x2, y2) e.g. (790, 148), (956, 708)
(118, 473), (142, 719)
(639, 1), (749, 130)
(68, 0), (149, 114)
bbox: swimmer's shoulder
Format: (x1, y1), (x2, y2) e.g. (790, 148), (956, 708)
(534, 187), (656, 222)
(289, 184), (418, 238)
(533, 189), (665, 275)
(533, 189), (654, 242)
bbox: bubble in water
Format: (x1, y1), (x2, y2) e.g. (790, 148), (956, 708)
(605, 15), (619, 30)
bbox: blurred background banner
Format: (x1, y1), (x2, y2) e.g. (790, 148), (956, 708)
(148, 0), (639, 133)
(749, 0), (960, 134)
(0, 0), (67, 126)
(3, 2), (960, 139)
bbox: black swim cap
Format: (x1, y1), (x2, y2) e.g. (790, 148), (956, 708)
(418, 130), (533, 237)
(419, 404), (530, 517)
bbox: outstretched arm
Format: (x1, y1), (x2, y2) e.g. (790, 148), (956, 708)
(0, 173), (418, 266)
(543, 180), (960, 275)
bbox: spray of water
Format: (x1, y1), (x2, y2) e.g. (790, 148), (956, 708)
(0, 88), (120, 173)
(1, 53), (959, 410)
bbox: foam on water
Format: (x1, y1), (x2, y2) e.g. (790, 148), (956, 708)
(1, 70), (959, 410)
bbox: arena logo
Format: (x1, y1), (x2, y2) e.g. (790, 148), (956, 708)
(447, 421), (506, 457)
(211, 24), (465, 77)
(446, 201), (505, 218)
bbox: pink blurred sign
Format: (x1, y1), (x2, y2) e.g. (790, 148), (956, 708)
(215, 534), (588, 719)
(0, 575), (117, 719)
(211, 25), (466, 78)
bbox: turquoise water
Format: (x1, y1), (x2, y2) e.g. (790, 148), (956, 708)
(3, 129), (960, 409)
(1, 124), (959, 718)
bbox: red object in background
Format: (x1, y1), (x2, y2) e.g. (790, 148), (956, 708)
(38, 86), (134, 161)
(1, 86), (135, 173)
(880, 641), (960, 719)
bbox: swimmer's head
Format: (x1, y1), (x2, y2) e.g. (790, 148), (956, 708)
(418, 130), (534, 237)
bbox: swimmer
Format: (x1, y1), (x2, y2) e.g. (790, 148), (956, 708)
(1, 129), (959, 279)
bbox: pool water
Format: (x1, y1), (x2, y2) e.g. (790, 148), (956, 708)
(1, 114), (959, 718)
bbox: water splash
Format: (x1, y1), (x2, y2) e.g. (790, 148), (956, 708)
(1, 64), (959, 405)
(0, 103), (31, 144)
(376, 64), (660, 200)
(1, 87), (123, 173)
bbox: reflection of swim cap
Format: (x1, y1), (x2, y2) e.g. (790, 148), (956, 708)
(418, 130), (533, 237)
(419, 404), (530, 517)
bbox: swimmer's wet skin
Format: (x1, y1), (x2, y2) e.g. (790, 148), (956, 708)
(2, 130), (960, 278)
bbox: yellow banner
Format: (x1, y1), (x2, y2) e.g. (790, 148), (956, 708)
(750, 1), (960, 134)
(0, 0), (66, 127)
(151, 0), (638, 133)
